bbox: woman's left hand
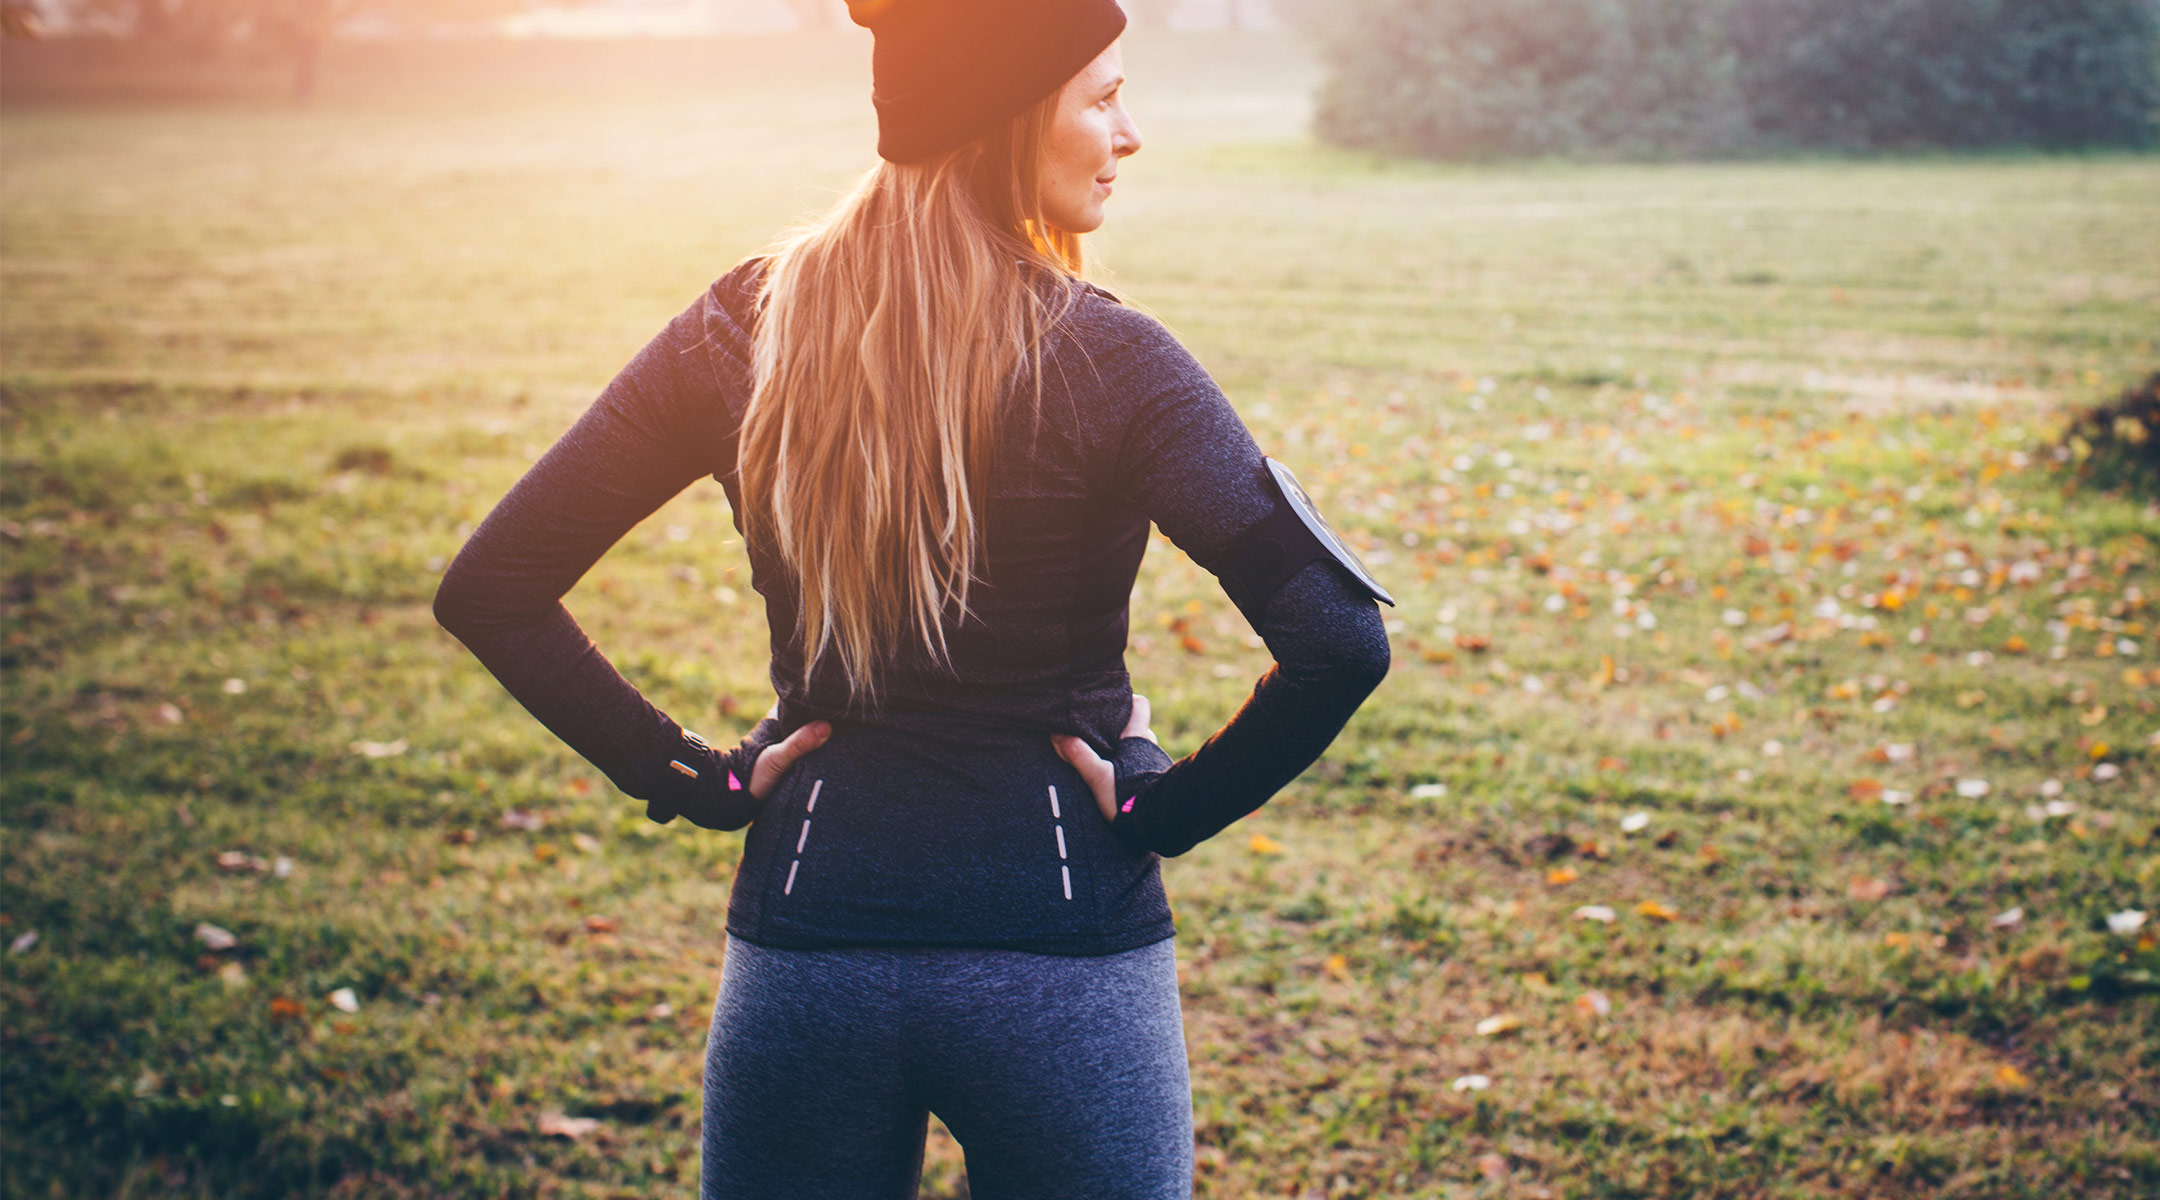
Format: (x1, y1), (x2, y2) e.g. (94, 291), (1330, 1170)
(1052, 694), (1157, 824)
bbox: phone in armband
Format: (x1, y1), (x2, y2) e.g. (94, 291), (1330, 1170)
(1207, 457), (1395, 624)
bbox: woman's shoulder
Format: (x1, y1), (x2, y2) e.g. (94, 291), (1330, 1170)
(1045, 276), (1218, 407)
(703, 254), (772, 346)
(1048, 277), (1210, 390)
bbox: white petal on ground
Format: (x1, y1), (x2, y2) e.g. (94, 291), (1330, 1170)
(1955, 779), (1991, 799)
(1620, 812), (1650, 833)
(193, 923), (238, 951)
(2107, 910), (2148, 936)
(1990, 907), (2024, 930)
(1574, 905), (1618, 923)
(8, 930), (37, 954)
(1450, 1074), (1492, 1092)
(328, 987), (360, 1013)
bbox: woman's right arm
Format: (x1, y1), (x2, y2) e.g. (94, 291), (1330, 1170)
(432, 269), (804, 828)
(1073, 309), (1392, 857)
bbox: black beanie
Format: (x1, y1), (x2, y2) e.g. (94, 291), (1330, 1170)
(847, 0), (1128, 163)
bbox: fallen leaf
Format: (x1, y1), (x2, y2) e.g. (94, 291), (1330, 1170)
(1476, 1153), (1509, 1181)
(1574, 990), (1612, 1018)
(537, 1111), (602, 1140)
(501, 809), (547, 832)
(1545, 866), (1578, 886)
(1994, 1064), (2031, 1090)
(350, 739), (407, 759)
(1248, 833), (1283, 855)
(1636, 900), (1678, 922)
(583, 915), (620, 934)
(1322, 953), (1350, 981)
(1848, 877), (1894, 902)
(269, 997), (305, 1022)
(571, 833), (602, 854)
(1474, 1014), (1522, 1037)
(217, 961), (248, 989)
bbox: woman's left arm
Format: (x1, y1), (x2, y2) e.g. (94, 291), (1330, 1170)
(433, 277), (804, 828)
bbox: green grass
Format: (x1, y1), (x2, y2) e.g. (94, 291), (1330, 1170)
(4, 31), (2158, 1200)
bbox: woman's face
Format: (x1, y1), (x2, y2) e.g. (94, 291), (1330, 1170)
(1039, 41), (1141, 235)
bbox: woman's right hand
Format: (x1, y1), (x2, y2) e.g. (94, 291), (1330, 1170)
(1052, 694), (1157, 824)
(749, 721), (831, 800)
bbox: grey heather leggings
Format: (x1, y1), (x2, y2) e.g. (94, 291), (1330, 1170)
(700, 934), (1193, 1199)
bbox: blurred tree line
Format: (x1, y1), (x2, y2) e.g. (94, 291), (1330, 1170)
(33, 0), (525, 96)
(1310, 0), (2160, 156)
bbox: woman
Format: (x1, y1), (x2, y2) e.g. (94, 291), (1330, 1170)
(433, 0), (1391, 1194)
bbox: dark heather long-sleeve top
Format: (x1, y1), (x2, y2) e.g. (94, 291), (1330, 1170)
(434, 257), (1390, 955)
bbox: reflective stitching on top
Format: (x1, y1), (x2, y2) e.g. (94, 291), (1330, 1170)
(784, 780), (823, 897)
(1049, 785), (1072, 901)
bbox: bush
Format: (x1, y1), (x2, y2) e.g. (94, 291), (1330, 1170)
(1313, 0), (2160, 157)
(1313, 0), (1749, 157)
(1731, 0), (2160, 150)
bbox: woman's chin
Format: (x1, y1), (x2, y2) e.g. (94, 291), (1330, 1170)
(1043, 197), (1109, 237)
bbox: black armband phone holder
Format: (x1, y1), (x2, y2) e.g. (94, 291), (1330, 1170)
(1206, 457), (1395, 625)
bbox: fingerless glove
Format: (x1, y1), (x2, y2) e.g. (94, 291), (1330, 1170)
(644, 717), (784, 831)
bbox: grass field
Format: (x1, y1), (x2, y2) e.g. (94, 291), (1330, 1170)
(4, 31), (2159, 1200)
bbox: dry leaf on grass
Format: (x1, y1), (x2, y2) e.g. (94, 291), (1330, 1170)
(537, 1111), (602, 1139)
(1848, 877), (1895, 902)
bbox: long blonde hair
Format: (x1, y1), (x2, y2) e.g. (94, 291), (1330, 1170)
(740, 90), (1083, 703)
